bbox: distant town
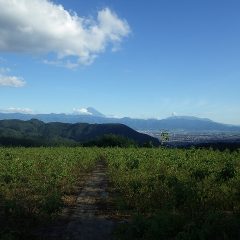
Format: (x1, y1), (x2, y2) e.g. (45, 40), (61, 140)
(140, 131), (240, 147)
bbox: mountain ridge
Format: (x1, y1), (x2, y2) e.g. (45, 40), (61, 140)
(0, 111), (239, 132)
(0, 119), (160, 147)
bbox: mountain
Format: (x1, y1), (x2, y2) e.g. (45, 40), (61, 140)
(155, 116), (240, 132)
(0, 119), (160, 147)
(167, 116), (212, 122)
(0, 111), (240, 132)
(86, 107), (105, 117)
(73, 107), (105, 117)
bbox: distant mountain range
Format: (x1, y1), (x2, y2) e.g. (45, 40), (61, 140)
(0, 119), (160, 147)
(0, 108), (240, 132)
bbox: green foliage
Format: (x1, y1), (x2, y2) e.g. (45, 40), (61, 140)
(83, 134), (137, 147)
(161, 131), (170, 145)
(0, 147), (240, 239)
(105, 147), (240, 239)
(216, 161), (236, 181)
(0, 147), (98, 238)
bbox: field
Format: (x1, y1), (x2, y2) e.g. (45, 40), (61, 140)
(0, 147), (240, 239)
(106, 148), (240, 239)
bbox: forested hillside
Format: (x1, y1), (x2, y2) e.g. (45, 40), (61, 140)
(0, 119), (160, 147)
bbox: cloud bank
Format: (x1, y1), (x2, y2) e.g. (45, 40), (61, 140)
(0, 0), (130, 67)
(0, 68), (25, 87)
(1, 107), (33, 114)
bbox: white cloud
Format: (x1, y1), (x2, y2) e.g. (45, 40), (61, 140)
(0, 0), (130, 67)
(0, 75), (25, 87)
(43, 59), (79, 69)
(0, 68), (25, 87)
(73, 108), (92, 115)
(1, 107), (33, 114)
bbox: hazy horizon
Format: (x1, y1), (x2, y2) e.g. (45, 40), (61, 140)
(0, 0), (240, 125)
(1, 107), (240, 126)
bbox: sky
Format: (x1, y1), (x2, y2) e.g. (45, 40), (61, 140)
(0, 0), (240, 125)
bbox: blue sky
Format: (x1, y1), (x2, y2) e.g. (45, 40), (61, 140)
(0, 0), (240, 124)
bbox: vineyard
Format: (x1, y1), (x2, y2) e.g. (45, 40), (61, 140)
(0, 147), (240, 239)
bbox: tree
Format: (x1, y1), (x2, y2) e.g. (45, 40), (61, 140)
(160, 131), (169, 146)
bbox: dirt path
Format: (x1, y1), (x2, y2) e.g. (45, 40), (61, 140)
(37, 161), (117, 240)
